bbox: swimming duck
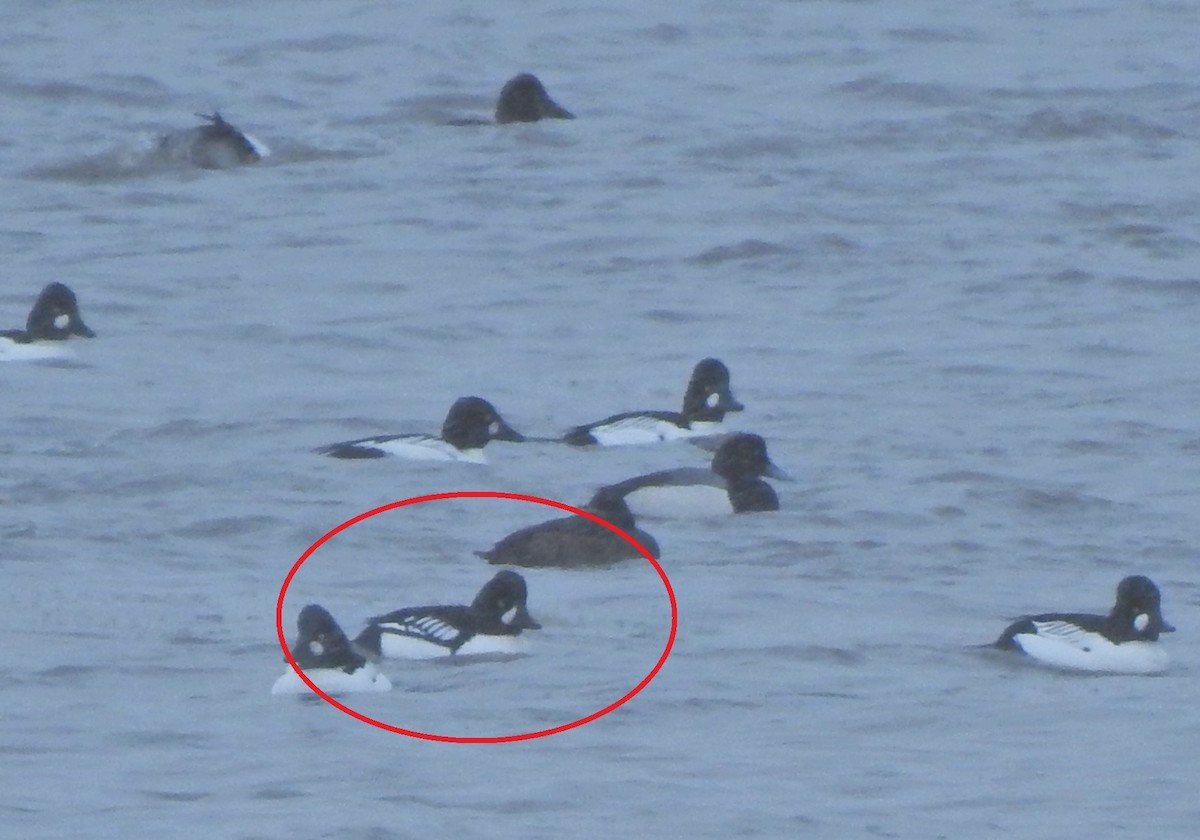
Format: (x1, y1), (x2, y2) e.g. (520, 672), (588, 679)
(1, 283), (95, 361)
(602, 432), (791, 517)
(993, 575), (1175, 674)
(563, 358), (744, 446)
(317, 396), (526, 462)
(156, 112), (269, 169)
(477, 487), (659, 568)
(495, 73), (575, 124)
(271, 604), (391, 695)
(355, 571), (541, 659)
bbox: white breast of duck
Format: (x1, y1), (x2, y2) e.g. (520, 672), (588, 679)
(270, 663), (391, 695)
(272, 604), (392, 695)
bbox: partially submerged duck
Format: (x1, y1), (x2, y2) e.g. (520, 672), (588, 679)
(1, 283), (95, 361)
(157, 112), (269, 169)
(992, 575), (1175, 674)
(495, 73), (574, 124)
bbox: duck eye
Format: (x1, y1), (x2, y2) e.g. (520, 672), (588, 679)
(1133, 613), (1150, 632)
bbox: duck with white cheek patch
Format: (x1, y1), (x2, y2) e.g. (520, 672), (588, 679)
(563, 358), (744, 446)
(316, 396), (526, 463)
(272, 604), (391, 695)
(993, 575), (1175, 674)
(1, 283), (95, 362)
(355, 571), (542, 660)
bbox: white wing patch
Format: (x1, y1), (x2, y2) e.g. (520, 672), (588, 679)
(373, 615), (463, 659)
(379, 615), (460, 643)
(1029, 620), (1100, 651)
(370, 435), (486, 463)
(590, 415), (706, 446)
(376, 634), (454, 659)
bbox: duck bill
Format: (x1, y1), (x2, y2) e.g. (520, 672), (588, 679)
(541, 99), (575, 120)
(764, 461), (794, 482)
(494, 421), (526, 443)
(1159, 618), (1176, 633)
(72, 319), (96, 338)
(512, 605), (541, 630)
(719, 391), (745, 412)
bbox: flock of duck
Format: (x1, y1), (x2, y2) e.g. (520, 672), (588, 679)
(5, 71), (1177, 699)
(277, 356), (776, 695)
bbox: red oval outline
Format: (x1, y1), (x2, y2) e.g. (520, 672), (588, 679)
(275, 490), (678, 743)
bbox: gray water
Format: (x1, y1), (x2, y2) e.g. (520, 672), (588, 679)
(4, 1), (1200, 837)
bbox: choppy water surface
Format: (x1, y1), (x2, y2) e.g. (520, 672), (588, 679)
(4, 1), (1200, 837)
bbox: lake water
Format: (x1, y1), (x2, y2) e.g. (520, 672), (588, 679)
(4, 1), (1200, 837)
